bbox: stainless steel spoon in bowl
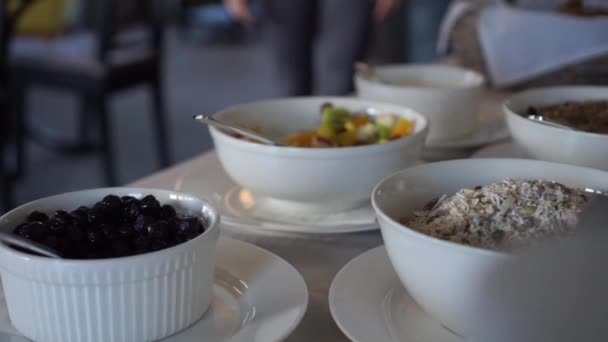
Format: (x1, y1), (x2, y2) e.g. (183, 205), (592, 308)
(0, 232), (62, 258)
(526, 115), (576, 131)
(194, 115), (285, 146)
(354, 62), (381, 82)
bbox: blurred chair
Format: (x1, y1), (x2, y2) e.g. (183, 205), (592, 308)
(0, 124), (11, 213)
(0, 99), (13, 213)
(10, 0), (171, 186)
(0, 0), (32, 212)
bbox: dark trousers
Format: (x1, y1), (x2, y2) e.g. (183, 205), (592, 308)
(262, 0), (373, 96)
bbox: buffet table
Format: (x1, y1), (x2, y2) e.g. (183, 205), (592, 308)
(128, 88), (511, 341)
(132, 151), (383, 342)
(130, 138), (509, 342)
(131, 86), (505, 342)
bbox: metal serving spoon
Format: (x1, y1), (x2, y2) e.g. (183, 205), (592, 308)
(0, 232), (62, 258)
(354, 61), (382, 82)
(527, 115), (576, 131)
(194, 115), (285, 146)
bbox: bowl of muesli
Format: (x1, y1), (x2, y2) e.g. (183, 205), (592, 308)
(371, 158), (608, 337)
(504, 86), (608, 171)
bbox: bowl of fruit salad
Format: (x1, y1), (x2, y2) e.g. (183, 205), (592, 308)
(209, 97), (429, 212)
(0, 188), (220, 342)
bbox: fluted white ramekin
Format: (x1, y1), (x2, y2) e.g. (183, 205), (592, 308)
(0, 188), (220, 342)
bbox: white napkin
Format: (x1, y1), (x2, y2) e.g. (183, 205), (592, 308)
(477, 5), (608, 87)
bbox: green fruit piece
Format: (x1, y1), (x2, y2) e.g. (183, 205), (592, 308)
(322, 107), (351, 131)
(316, 123), (334, 139)
(374, 123), (391, 140)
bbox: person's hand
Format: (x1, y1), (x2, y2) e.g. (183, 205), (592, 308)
(373, 0), (402, 21)
(224, 0), (254, 27)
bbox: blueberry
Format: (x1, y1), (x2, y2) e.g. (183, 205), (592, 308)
(117, 224), (135, 239)
(58, 226), (87, 258)
(70, 206), (90, 224)
(165, 218), (179, 238)
(53, 210), (73, 224)
(121, 196), (137, 203)
(27, 211), (49, 223)
(13, 223), (29, 236)
(134, 214), (154, 234)
(139, 195), (161, 217)
(46, 217), (68, 236)
(146, 220), (169, 240)
(41, 236), (60, 252)
(148, 239), (168, 252)
(85, 252), (101, 259)
(102, 195), (123, 218)
(100, 224), (120, 240)
(18, 222), (48, 242)
(160, 204), (177, 220)
(134, 236), (151, 253)
(176, 216), (202, 240)
(65, 225), (85, 242)
(88, 203), (107, 223)
(86, 226), (107, 246)
(110, 239), (131, 257)
(123, 200), (141, 222)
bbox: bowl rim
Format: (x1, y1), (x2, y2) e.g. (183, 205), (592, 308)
(0, 187), (220, 266)
(354, 63), (485, 92)
(503, 85), (608, 139)
(209, 96), (430, 157)
(371, 158), (608, 258)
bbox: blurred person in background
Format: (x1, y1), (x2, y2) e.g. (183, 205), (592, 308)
(224, 0), (402, 96)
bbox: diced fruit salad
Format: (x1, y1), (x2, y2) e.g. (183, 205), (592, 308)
(280, 103), (415, 147)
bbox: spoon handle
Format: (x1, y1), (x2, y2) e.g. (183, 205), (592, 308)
(354, 62), (379, 82)
(527, 115), (574, 131)
(0, 232), (62, 258)
(194, 115), (283, 146)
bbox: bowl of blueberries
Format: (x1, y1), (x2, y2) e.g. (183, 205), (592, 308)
(0, 188), (220, 342)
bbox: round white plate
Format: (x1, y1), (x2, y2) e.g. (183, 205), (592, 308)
(471, 141), (528, 159)
(175, 154), (378, 234)
(329, 246), (462, 342)
(0, 238), (308, 342)
(425, 119), (509, 150)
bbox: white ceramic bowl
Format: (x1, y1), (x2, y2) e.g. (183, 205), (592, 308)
(355, 64), (484, 143)
(210, 97), (428, 212)
(371, 158), (608, 336)
(0, 188), (220, 342)
(504, 86), (608, 171)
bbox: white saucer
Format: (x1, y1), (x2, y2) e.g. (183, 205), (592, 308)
(422, 120), (510, 161)
(426, 119), (510, 150)
(0, 238), (308, 342)
(329, 246), (461, 342)
(471, 141), (528, 159)
(175, 154), (378, 234)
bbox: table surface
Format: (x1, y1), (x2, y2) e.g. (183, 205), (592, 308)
(130, 90), (509, 341)
(132, 151), (384, 342)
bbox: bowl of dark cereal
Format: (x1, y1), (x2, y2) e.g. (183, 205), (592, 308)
(504, 86), (608, 171)
(371, 158), (608, 337)
(0, 188), (220, 342)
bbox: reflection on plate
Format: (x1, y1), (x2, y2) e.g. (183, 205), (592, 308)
(426, 119), (510, 150)
(329, 246), (461, 342)
(175, 153), (378, 234)
(471, 141), (528, 159)
(0, 238), (308, 342)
